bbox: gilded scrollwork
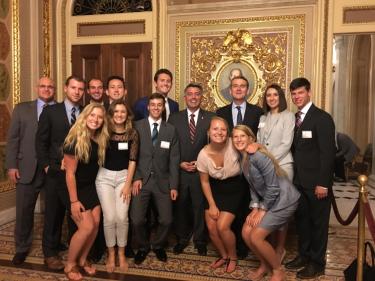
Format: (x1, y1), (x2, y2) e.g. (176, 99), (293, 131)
(189, 31), (288, 111)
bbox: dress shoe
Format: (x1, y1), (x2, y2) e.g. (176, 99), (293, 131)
(44, 256), (65, 271)
(297, 263), (325, 279)
(153, 248), (167, 262)
(196, 245), (207, 256)
(12, 252), (27, 265)
(173, 243), (187, 254)
(134, 249), (149, 265)
(125, 245), (135, 258)
(285, 256), (309, 270)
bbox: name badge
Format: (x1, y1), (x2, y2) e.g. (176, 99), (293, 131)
(160, 141), (170, 149)
(258, 122), (265, 128)
(118, 142), (128, 150)
(302, 131), (312, 138)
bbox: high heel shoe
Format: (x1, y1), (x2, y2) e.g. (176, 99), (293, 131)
(226, 258), (238, 273)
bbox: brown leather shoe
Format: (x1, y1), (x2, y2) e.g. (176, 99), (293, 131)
(44, 256), (64, 271)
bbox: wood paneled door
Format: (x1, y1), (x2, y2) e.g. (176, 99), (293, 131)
(72, 42), (152, 107)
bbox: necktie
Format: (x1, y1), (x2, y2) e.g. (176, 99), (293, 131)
(71, 107), (77, 125)
(189, 113), (196, 143)
(236, 106), (243, 125)
(295, 111), (302, 128)
(151, 123), (158, 146)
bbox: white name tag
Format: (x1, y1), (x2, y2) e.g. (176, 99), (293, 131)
(160, 141), (170, 149)
(258, 122), (265, 128)
(302, 131), (312, 138)
(118, 142), (128, 150)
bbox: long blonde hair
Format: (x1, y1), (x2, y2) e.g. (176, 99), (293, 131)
(63, 103), (109, 165)
(233, 124), (286, 177)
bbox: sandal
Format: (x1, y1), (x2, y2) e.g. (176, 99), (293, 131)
(210, 257), (228, 269)
(226, 258), (238, 273)
(64, 265), (82, 281)
(79, 260), (96, 276)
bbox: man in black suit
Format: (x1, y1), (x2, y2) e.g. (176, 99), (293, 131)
(36, 76), (85, 271)
(168, 83), (215, 256)
(216, 75), (263, 259)
(133, 69), (179, 121)
(285, 77), (335, 279)
(131, 93), (180, 264)
(216, 76), (263, 134)
(6, 77), (56, 265)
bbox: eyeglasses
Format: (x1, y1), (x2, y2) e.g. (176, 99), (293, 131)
(38, 85), (54, 90)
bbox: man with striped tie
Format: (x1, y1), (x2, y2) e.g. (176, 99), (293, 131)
(131, 93), (180, 264)
(169, 83), (215, 256)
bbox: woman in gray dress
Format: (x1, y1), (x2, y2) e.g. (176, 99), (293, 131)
(232, 125), (299, 281)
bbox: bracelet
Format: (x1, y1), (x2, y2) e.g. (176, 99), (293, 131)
(70, 200), (78, 204)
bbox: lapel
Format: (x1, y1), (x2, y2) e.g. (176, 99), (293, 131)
(141, 119), (153, 148)
(31, 100), (38, 131)
(181, 109), (190, 141)
(294, 104), (315, 144)
(263, 112), (280, 141)
(243, 102), (253, 123)
(228, 105), (234, 128)
(60, 102), (72, 129)
(195, 109), (208, 141)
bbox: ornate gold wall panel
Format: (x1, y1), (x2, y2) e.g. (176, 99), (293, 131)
(175, 15), (305, 111)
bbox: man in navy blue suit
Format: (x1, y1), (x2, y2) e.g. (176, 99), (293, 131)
(133, 69), (179, 121)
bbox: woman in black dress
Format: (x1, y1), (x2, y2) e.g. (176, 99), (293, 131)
(63, 103), (109, 281)
(196, 116), (245, 273)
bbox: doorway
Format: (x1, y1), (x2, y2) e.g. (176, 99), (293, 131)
(72, 42), (153, 107)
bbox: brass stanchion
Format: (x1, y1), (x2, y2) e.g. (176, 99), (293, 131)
(356, 175), (368, 281)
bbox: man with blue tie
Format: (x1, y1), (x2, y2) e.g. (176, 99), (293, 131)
(131, 93), (180, 264)
(6, 77), (56, 265)
(36, 76), (85, 271)
(216, 75), (263, 259)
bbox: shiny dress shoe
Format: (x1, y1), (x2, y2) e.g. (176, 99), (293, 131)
(134, 249), (149, 265)
(173, 243), (187, 254)
(297, 263), (325, 279)
(285, 255), (309, 270)
(125, 245), (135, 258)
(44, 256), (65, 271)
(153, 248), (167, 262)
(12, 252), (27, 265)
(196, 245), (207, 256)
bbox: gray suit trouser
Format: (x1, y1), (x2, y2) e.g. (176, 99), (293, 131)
(130, 175), (172, 250)
(15, 166), (45, 253)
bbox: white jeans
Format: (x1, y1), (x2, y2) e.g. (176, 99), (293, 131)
(96, 167), (130, 247)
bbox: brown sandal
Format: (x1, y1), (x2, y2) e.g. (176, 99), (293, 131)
(210, 257), (228, 269)
(79, 260), (96, 276)
(64, 265), (82, 281)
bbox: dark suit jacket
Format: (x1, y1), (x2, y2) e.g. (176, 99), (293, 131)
(216, 102), (263, 134)
(5, 100), (39, 184)
(133, 96), (179, 121)
(134, 119), (180, 192)
(168, 109), (215, 183)
(36, 102), (72, 171)
(292, 104), (336, 189)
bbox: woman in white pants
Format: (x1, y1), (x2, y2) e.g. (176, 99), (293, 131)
(96, 99), (139, 272)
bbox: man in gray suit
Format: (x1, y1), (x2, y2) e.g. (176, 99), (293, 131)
(5, 77), (56, 265)
(168, 83), (214, 256)
(131, 93), (180, 264)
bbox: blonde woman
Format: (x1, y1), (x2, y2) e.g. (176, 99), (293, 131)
(232, 125), (299, 281)
(95, 99), (139, 272)
(196, 116), (246, 273)
(63, 103), (109, 281)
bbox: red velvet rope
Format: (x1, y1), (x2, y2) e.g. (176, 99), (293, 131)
(330, 189), (359, 225)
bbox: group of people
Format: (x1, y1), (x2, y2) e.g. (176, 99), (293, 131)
(6, 68), (336, 281)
